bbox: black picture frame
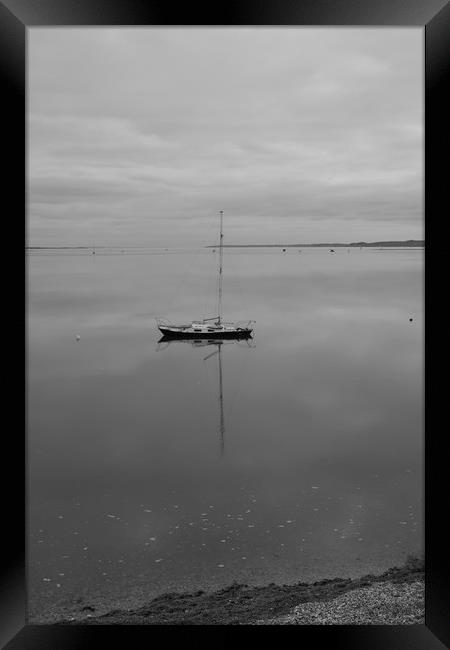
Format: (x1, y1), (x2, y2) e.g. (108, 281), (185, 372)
(2, 0), (448, 647)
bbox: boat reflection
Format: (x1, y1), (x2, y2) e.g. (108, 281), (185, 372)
(156, 335), (255, 456)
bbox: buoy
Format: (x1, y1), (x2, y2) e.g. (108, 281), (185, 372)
(282, 248), (286, 252)
(409, 318), (413, 322)
(76, 335), (81, 341)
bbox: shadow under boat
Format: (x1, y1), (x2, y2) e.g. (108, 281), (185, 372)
(157, 332), (253, 346)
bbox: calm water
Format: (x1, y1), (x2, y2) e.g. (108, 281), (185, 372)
(27, 247), (424, 621)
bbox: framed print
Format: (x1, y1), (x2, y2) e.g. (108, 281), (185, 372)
(1, 0), (448, 647)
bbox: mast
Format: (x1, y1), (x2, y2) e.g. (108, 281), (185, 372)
(218, 210), (224, 324)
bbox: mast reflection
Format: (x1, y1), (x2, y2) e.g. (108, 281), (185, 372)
(157, 335), (254, 457)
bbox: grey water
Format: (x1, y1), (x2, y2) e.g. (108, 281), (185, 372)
(27, 247), (423, 621)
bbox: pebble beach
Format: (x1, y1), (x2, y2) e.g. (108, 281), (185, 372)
(54, 556), (424, 625)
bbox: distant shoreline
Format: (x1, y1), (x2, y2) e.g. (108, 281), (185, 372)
(207, 240), (424, 248)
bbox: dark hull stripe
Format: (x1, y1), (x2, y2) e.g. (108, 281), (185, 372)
(158, 327), (252, 339)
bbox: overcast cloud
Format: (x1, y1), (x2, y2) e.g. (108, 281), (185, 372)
(28, 28), (423, 246)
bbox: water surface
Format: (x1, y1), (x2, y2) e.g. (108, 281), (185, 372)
(27, 247), (423, 621)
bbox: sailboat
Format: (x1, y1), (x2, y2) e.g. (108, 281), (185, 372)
(156, 211), (254, 339)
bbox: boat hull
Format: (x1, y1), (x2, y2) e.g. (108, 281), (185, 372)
(158, 326), (252, 339)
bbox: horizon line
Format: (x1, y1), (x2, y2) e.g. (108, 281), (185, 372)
(26, 239), (425, 250)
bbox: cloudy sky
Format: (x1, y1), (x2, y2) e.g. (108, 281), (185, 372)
(28, 28), (423, 247)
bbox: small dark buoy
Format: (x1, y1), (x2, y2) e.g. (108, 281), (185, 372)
(409, 318), (413, 322)
(329, 249), (335, 252)
(282, 248), (286, 252)
(92, 251), (95, 255)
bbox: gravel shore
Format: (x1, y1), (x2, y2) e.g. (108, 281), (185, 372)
(256, 579), (424, 625)
(57, 556), (424, 625)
